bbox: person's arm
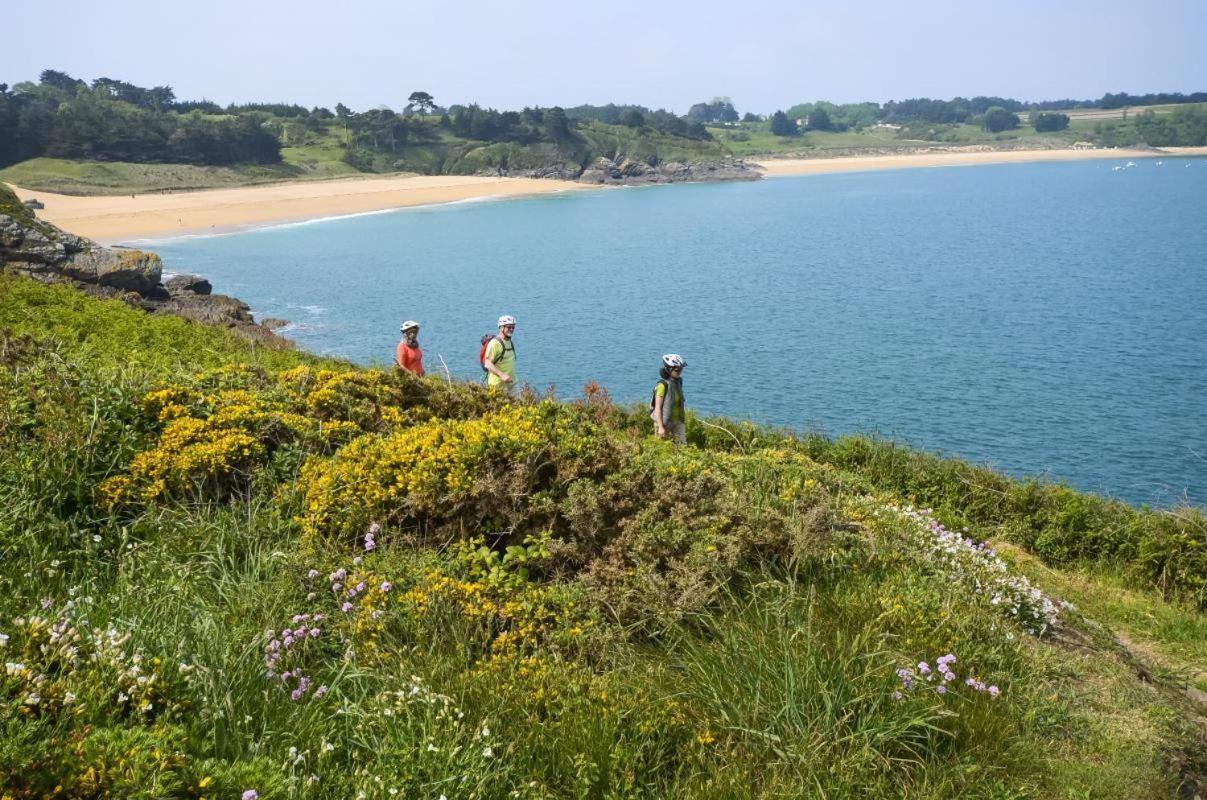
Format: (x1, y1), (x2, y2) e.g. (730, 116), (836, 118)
(652, 391), (667, 438)
(395, 341), (405, 368)
(483, 341), (512, 382)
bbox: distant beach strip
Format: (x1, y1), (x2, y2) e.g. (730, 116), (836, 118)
(9, 147), (1207, 243)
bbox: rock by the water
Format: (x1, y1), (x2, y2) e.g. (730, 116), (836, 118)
(0, 184), (291, 349)
(165, 273), (213, 296)
(574, 157), (762, 185)
(260, 317), (290, 331)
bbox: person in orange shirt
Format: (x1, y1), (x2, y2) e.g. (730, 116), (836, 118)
(395, 320), (424, 376)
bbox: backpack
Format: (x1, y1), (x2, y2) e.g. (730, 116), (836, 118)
(479, 334), (516, 372)
(649, 379), (667, 412)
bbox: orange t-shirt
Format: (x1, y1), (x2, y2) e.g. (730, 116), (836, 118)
(396, 341), (424, 376)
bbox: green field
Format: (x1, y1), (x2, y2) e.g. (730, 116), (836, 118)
(0, 249), (1204, 797)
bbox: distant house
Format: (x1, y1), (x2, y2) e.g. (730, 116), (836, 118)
(872, 122), (902, 131)
(1072, 141), (1094, 150)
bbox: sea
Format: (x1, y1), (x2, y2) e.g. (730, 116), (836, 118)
(147, 158), (1207, 507)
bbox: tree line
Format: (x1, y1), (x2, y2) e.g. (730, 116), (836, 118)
(0, 70), (281, 168)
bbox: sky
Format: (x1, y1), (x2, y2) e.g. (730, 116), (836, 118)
(3, 0), (1205, 114)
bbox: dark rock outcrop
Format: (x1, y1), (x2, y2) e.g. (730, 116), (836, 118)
(0, 185), (291, 349)
(165, 273), (213, 296)
(486, 158), (763, 185)
(576, 157), (762, 185)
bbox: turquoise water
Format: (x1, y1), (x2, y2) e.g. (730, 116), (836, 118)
(149, 159), (1207, 506)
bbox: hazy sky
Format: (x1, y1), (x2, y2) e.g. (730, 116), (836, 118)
(3, 0), (1204, 113)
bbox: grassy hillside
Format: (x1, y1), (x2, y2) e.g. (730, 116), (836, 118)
(1, 274), (1204, 798)
(712, 102), (1207, 158)
(0, 119), (732, 195)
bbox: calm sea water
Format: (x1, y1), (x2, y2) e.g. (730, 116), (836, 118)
(148, 159), (1207, 507)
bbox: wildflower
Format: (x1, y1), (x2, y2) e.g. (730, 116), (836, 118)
(0, 633), (8, 647)
(315, 685), (328, 698)
(242, 791), (259, 800)
(892, 691), (903, 701)
(936, 685), (947, 695)
(482, 746), (494, 758)
(40, 598), (52, 610)
(309, 628), (321, 638)
(381, 582), (392, 593)
(988, 685), (1001, 698)
(427, 743), (437, 752)
(943, 671), (955, 682)
(917, 662), (931, 675)
(353, 556), (363, 565)
(308, 569), (319, 579)
(93, 534), (102, 543)
(341, 602), (353, 613)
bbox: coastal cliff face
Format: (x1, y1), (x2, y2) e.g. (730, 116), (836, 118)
(0, 185), (290, 348)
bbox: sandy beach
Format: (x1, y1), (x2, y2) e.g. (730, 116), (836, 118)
(753, 146), (1207, 176)
(6, 174), (588, 244)
(9, 147), (1207, 243)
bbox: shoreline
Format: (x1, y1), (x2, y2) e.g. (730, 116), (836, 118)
(9, 147), (1207, 242)
(753, 146), (1207, 176)
(6, 174), (590, 245)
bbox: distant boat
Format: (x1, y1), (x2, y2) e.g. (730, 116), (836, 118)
(1156, 161), (1163, 166)
(1112, 165), (1124, 171)
(1126, 161), (1136, 167)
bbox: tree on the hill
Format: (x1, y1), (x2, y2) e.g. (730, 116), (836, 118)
(620, 108), (644, 128)
(982, 106), (1020, 133)
(408, 91), (435, 115)
(806, 106), (832, 131)
(39, 69), (84, 94)
(543, 106), (570, 140)
(770, 110), (796, 136)
(742, 112), (761, 123)
(1032, 112), (1070, 132)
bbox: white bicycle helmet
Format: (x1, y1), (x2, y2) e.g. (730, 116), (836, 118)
(498, 315), (516, 328)
(400, 320), (420, 333)
(661, 353), (686, 368)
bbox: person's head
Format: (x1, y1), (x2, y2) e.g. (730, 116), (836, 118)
(400, 320), (420, 343)
(660, 353), (686, 380)
(497, 314), (516, 340)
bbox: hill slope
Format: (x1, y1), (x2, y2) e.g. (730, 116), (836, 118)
(0, 275), (1203, 798)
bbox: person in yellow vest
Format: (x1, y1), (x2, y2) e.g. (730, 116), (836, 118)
(651, 353), (687, 444)
(483, 315), (517, 391)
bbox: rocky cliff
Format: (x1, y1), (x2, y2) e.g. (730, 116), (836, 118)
(0, 185), (289, 348)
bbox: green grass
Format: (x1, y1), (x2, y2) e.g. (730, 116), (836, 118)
(0, 275), (1203, 798)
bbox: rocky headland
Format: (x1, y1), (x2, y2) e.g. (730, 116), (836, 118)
(482, 157), (763, 184)
(0, 185), (290, 348)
